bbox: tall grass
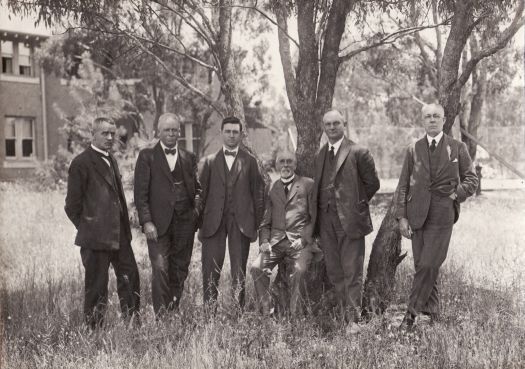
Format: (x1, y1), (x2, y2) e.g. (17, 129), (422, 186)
(1, 182), (524, 368)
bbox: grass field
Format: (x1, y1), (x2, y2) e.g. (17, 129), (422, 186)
(1, 182), (525, 368)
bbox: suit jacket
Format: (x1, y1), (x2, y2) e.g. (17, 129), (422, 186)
(259, 175), (315, 247)
(65, 146), (132, 250)
(396, 134), (479, 230)
(312, 137), (380, 240)
(199, 147), (264, 241)
(134, 142), (202, 236)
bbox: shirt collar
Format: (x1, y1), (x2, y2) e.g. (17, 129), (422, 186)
(160, 141), (177, 152)
(91, 144), (109, 157)
(426, 131), (444, 146)
(223, 146), (239, 154)
(328, 136), (344, 155)
(281, 174), (295, 185)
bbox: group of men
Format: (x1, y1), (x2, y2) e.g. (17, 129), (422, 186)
(65, 103), (477, 331)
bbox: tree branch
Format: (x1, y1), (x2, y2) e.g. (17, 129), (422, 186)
(228, 3), (300, 48)
(458, 0), (525, 87)
(339, 18), (451, 63)
(141, 2), (219, 72)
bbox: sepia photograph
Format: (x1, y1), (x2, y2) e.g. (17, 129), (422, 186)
(0, 0), (524, 368)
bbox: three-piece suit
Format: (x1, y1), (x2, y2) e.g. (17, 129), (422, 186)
(396, 134), (478, 316)
(251, 175), (316, 315)
(199, 147), (264, 307)
(134, 142), (202, 315)
(312, 137), (380, 319)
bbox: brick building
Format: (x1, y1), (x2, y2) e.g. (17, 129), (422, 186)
(0, 15), (71, 180)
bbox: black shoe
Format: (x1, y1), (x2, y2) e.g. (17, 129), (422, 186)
(399, 312), (415, 331)
(421, 311), (440, 325)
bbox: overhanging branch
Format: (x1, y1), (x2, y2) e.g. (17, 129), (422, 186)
(339, 18), (452, 63)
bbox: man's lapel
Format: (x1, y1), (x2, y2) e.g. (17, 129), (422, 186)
(415, 137), (430, 174)
(214, 149), (226, 184)
(273, 180), (287, 205)
(286, 176), (300, 204)
(230, 149), (244, 185)
(89, 147), (116, 192)
(177, 148), (194, 194)
(315, 144), (328, 180)
(334, 137), (351, 175)
(153, 142), (174, 183)
(435, 134), (452, 177)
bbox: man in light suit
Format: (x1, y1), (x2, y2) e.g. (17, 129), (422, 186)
(312, 109), (380, 331)
(250, 150), (317, 316)
(199, 116), (265, 308)
(65, 117), (140, 329)
(397, 103), (478, 329)
(134, 113), (202, 317)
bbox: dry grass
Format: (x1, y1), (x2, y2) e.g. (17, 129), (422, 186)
(1, 182), (525, 368)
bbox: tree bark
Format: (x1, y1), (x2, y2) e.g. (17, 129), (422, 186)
(362, 191), (406, 318)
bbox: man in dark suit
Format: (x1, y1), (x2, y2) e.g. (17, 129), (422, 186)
(199, 116), (264, 309)
(397, 103), (478, 329)
(65, 117), (140, 329)
(312, 109), (380, 333)
(250, 150), (318, 316)
(134, 113), (202, 317)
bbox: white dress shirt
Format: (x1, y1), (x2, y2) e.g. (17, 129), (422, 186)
(328, 136), (344, 156)
(426, 131), (444, 147)
(161, 142), (178, 171)
(223, 146), (239, 170)
(91, 144), (110, 167)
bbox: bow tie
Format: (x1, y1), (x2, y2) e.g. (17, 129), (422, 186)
(164, 148), (177, 155)
(224, 150), (237, 157)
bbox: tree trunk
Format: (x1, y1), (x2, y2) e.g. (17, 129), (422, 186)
(439, 1), (475, 134)
(362, 190), (406, 318)
(217, 0), (245, 123)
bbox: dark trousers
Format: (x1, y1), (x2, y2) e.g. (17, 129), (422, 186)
(319, 207), (365, 322)
(80, 235), (140, 329)
(147, 210), (195, 317)
(408, 195), (454, 316)
(250, 238), (313, 315)
(201, 213), (250, 308)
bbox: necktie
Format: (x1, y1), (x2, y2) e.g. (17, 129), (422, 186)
(224, 150), (236, 157)
(282, 179), (293, 196)
(165, 148), (177, 155)
(329, 146), (335, 162)
(430, 139), (436, 153)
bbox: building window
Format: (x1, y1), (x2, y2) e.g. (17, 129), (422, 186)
(1, 41), (13, 74)
(177, 122), (201, 154)
(178, 123), (187, 150)
(18, 43), (32, 76)
(192, 123), (201, 154)
(4, 117), (35, 160)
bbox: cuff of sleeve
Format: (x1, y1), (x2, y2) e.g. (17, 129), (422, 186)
(456, 186), (467, 203)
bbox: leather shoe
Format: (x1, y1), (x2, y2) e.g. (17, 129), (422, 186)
(399, 312), (415, 331)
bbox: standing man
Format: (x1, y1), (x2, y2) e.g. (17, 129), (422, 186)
(134, 113), (202, 317)
(397, 103), (478, 329)
(65, 117), (140, 329)
(313, 109), (380, 331)
(199, 116), (264, 309)
(250, 150), (317, 316)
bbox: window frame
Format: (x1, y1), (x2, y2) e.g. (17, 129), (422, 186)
(4, 116), (37, 162)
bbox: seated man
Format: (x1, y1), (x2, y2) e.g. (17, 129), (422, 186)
(250, 150), (317, 316)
